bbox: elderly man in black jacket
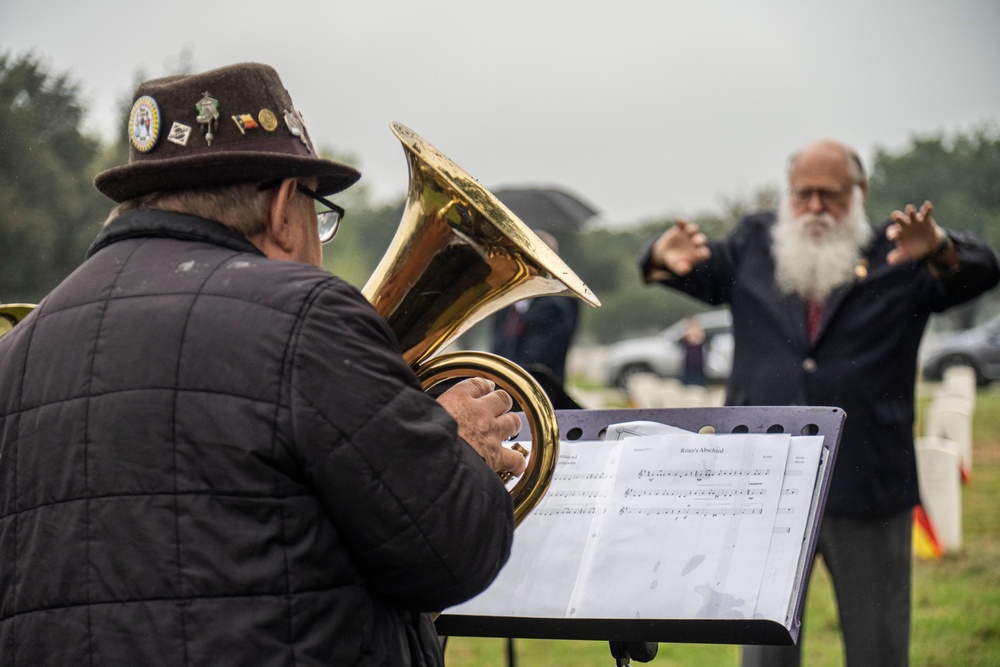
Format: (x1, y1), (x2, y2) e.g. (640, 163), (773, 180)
(641, 139), (999, 667)
(0, 63), (525, 666)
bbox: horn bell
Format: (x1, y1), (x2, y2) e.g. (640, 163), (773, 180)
(363, 122), (600, 525)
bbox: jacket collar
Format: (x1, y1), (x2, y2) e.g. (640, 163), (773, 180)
(87, 209), (265, 259)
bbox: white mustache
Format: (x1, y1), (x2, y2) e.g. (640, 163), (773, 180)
(799, 213), (837, 236)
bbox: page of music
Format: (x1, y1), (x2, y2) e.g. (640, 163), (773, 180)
(447, 423), (823, 625)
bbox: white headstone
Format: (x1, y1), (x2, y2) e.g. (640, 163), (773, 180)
(915, 436), (963, 552)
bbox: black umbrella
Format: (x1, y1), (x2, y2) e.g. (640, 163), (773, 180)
(493, 187), (601, 232)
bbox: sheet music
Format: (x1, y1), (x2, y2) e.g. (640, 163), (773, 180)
(449, 431), (801, 622)
(575, 433), (789, 620)
(751, 435), (824, 622)
(460, 439), (621, 617)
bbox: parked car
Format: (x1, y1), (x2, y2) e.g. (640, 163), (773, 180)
(605, 310), (733, 388)
(920, 313), (1000, 386)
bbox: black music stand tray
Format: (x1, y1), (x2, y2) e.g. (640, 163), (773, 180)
(435, 406), (845, 647)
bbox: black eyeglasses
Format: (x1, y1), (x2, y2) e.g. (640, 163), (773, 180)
(258, 180), (345, 244)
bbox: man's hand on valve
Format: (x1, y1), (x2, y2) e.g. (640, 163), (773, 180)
(437, 377), (528, 477)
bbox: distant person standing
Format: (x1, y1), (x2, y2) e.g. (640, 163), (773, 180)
(491, 231), (580, 397)
(680, 316), (707, 386)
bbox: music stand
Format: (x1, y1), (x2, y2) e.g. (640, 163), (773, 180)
(436, 406), (845, 648)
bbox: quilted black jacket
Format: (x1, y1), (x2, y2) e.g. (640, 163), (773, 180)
(0, 210), (514, 666)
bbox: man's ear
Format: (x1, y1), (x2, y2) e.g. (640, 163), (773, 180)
(261, 178), (299, 256)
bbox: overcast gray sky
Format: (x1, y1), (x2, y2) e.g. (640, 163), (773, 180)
(3, 0), (999, 226)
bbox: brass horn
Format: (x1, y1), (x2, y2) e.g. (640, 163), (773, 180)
(0, 304), (35, 338)
(363, 123), (600, 525)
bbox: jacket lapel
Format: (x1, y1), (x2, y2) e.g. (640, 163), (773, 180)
(767, 290), (810, 351)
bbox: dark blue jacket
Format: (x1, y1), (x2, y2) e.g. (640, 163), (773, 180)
(491, 297), (579, 386)
(643, 212), (999, 517)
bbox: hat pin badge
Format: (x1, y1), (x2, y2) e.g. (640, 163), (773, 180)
(283, 109), (313, 154)
(232, 113), (258, 135)
(128, 95), (161, 152)
(195, 92), (220, 145)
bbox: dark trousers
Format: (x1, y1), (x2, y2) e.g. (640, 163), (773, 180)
(741, 509), (912, 667)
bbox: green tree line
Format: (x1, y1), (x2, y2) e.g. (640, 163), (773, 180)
(3, 51), (999, 343)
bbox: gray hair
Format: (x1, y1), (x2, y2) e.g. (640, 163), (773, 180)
(845, 149), (866, 185)
(104, 182), (271, 238)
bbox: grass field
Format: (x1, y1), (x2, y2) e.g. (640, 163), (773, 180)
(443, 383), (1000, 666)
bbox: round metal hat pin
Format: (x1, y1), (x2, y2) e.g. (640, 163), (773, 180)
(128, 95), (161, 153)
(258, 108), (278, 132)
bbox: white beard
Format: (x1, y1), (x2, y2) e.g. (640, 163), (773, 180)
(771, 187), (874, 302)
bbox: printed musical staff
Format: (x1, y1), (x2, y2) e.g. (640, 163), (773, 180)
(636, 467), (771, 480)
(623, 487), (765, 499)
(618, 505), (765, 517)
(534, 505), (601, 516)
(555, 471), (611, 481)
(547, 489), (604, 499)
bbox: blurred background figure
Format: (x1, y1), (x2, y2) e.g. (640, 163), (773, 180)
(491, 230), (581, 407)
(680, 316), (707, 386)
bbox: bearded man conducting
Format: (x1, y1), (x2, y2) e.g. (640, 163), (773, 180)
(640, 139), (999, 667)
